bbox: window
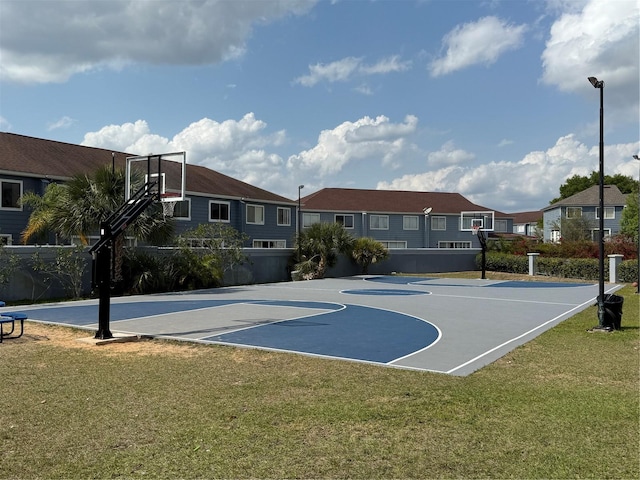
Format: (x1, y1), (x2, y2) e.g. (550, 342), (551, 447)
(335, 214), (354, 228)
(370, 215), (389, 230)
(252, 239), (286, 248)
(438, 241), (472, 248)
(550, 230), (561, 243)
(566, 207), (582, 218)
(302, 213), (320, 228)
(403, 216), (419, 230)
(0, 234), (12, 245)
(495, 219), (508, 232)
(380, 241), (407, 249)
(246, 204), (264, 225)
(277, 207), (291, 226)
(1, 180), (22, 210)
(596, 207), (615, 219)
(209, 201), (230, 222)
(431, 216), (446, 230)
(172, 199), (190, 220)
(591, 229), (612, 241)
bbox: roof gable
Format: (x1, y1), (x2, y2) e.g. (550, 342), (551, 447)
(0, 132), (293, 204)
(301, 188), (508, 216)
(542, 185), (628, 211)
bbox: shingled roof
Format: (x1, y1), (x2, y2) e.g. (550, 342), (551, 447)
(510, 210), (543, 224)
(541, 185), (628, 211)
(301, 187), (509, 216)
(0, 132), (294, 204)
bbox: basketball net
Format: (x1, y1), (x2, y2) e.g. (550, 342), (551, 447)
(471, 225), (480, 235)
(162, 201), (177, 218)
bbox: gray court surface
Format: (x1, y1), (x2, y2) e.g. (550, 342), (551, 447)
(4, 276), (622, 376)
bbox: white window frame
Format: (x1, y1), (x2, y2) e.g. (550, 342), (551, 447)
(252, 239), (287, 248)
(335, 214), (354, 229)
(246, 204), (264, 225)
(566, 207), (582, 219)
(438, 241), (472, 249)
(171, 198), (191, 221)
(550, 229), (561, 243)
(596, 207), (615, 220)
(277, 207), (291, 226)
(431, 216), (446, 231)
(370, 214), (389, 230)
(209, 200), (230, 223)
(495, 219), (508, 232)
(302, 213), (320, 228)
(403, 216), (419, 230)
(1, 179), (23, 211)
(380, 241), (407, 249)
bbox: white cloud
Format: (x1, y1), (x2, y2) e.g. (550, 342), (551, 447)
(540, 0), (639, 116)
(80, 114), (288, 191)
(426, 141), (475, 167)
(429, 16), (527, 77)
(286, 115), (418, 176)
(378, 134), (640, 212)
(0, 0), (317, 84)
(497, 139), (514, 147)
(47, 116), (75, 131)
(0, 116), (12, 131)
(294, 55), (411, 87)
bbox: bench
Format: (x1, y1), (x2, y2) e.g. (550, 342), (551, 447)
(0, 301), (27, 342)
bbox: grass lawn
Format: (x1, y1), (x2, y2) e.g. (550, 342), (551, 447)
(1, 274), (638, 479)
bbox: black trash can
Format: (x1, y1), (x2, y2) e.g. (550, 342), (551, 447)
(603, 294), (624, 330)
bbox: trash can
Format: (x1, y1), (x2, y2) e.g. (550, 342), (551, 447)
(603, 294), (624, 330)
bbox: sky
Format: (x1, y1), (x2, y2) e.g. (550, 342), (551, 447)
(1, 0), (638, 213)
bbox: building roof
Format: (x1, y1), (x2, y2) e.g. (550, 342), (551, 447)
(301, 187), (509, 216)
(509, 210), (543, 224)
(541, 185), (628, 211)
(0, 132), (294, 204)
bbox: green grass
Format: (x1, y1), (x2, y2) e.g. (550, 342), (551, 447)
(1, 277), (638, 479)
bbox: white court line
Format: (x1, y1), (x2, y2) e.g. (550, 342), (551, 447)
(445, 286), (620, 375)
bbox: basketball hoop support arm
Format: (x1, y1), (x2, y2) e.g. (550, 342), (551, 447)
(89, 182), (157, 339)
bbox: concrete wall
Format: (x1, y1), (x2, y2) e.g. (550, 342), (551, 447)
(0, 246), (479, 302)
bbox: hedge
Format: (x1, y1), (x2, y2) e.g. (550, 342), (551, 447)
(478, 252), (639, 283)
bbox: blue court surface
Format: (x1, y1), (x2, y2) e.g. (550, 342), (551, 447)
(3, 275), (622, 376)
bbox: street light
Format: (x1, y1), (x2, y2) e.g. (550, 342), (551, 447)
(297, 185), (304, 262)
(634, 154), (640, 294)
(423, 207), (432, 248)
(588, 76), (606, 327)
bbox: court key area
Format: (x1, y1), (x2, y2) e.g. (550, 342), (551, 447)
(3, 275), (622, 376)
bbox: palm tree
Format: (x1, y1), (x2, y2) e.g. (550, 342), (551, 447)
(351, 237), (388, 274)
(294, 222), (354, 279)
(21, 165), (173, 245)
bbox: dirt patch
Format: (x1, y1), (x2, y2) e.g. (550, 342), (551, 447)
(8, 321), (203, 358)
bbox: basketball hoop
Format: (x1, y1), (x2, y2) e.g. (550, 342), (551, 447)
(471, 225), (480, 236)
(160, 193), (180, 218)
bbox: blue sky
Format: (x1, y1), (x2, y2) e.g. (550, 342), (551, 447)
(1, 0), (638, 213)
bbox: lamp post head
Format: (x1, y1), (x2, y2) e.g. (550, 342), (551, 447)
(633, 155), (639, 161)
(588, 76), (604, 88)
(423, 207), (432, 215)
(298, 185), (304, 191)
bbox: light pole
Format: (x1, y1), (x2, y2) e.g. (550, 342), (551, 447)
(634, 154), (640, 294)
(423, 207), (432, 248)
(297, 185), (304, 262)
(588, 76), (606, 327)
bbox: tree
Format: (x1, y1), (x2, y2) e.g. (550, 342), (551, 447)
(173, 223), (249, 289)
(620, 183), (639, 242)
(294, 222), (354, 279)
(21, 165), (173, 245)
(550, 172), (638, 204)
(551, 214), (597, 242)
(351, 237), (388, 274)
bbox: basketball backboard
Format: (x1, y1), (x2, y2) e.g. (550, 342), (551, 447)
(460, 211), (494, 231)
(125, 152), (186, 203)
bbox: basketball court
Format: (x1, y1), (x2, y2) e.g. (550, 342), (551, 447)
(3, 275), (622, 376)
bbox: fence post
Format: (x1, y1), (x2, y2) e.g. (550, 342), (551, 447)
(527, 253), (540, 276)
(608, 254), (624, 283)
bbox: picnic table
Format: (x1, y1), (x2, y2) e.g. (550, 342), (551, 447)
(0, 301), (27, 342)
